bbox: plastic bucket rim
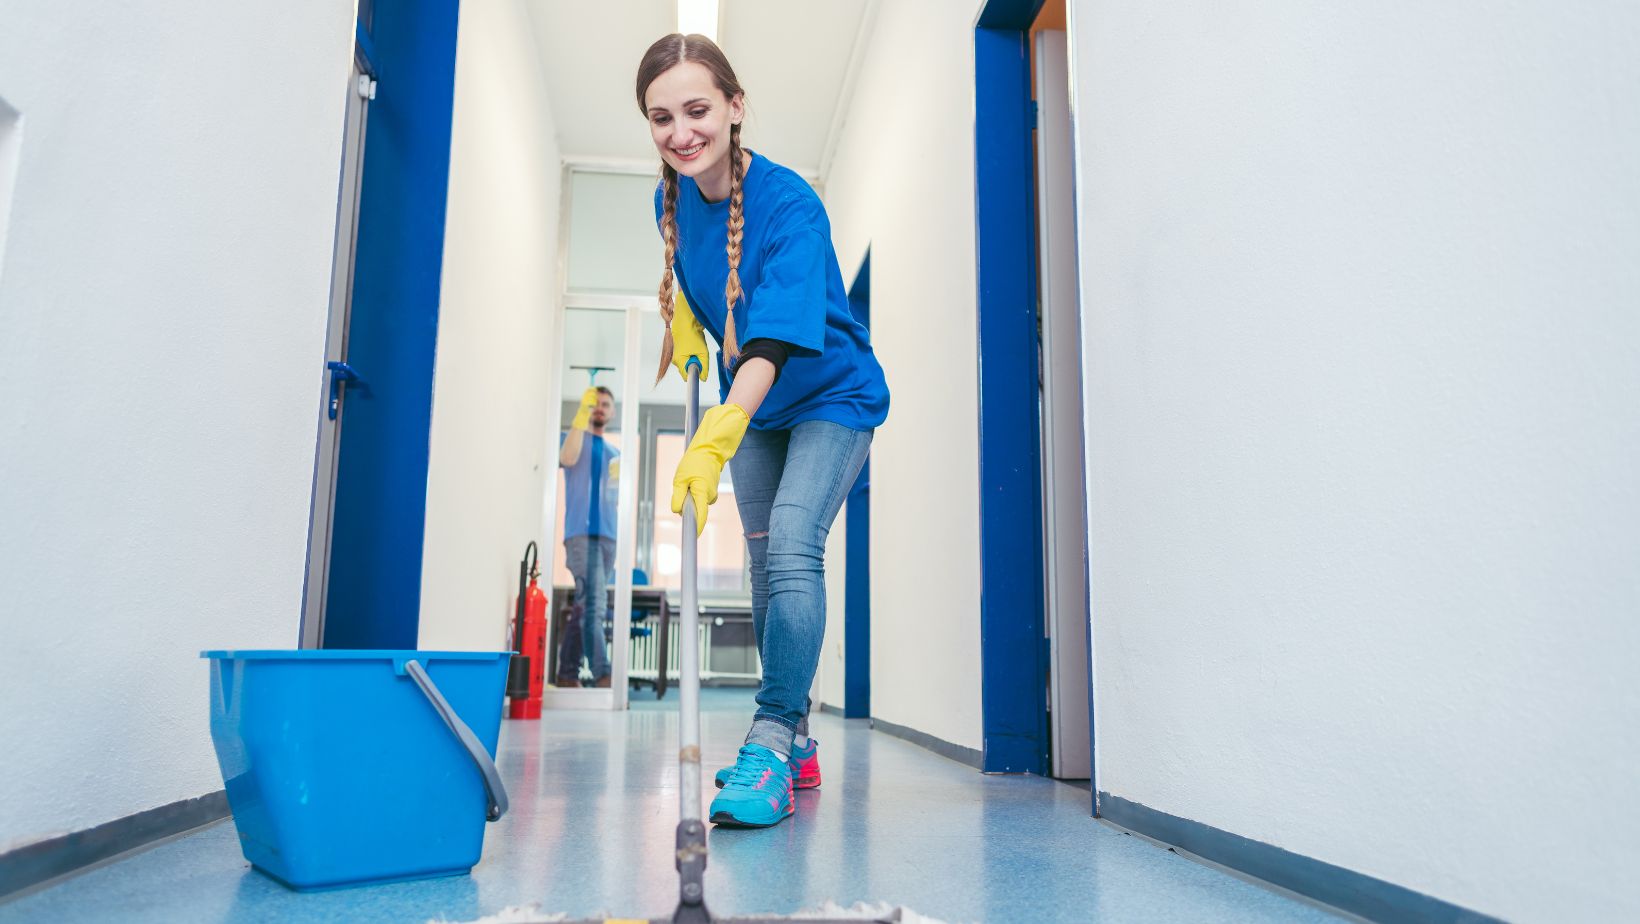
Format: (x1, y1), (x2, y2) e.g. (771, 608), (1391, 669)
(201, 649), (512, 661)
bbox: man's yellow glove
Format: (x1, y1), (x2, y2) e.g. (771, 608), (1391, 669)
(570, 386), (599, 430)
(670, 291), (710, 382)
(671, 403), (750, 536)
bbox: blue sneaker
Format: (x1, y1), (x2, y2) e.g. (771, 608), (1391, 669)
(708, 744), (794, 827)
(714, 737), (821, 790)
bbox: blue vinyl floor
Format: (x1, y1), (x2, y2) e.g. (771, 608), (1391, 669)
(0, 689), (1343, 923)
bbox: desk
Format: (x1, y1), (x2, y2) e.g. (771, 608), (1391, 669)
(548, 585), (671, 696)
(549, 586), (757, 697)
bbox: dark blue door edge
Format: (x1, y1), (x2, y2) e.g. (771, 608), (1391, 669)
(973, 0), (1050, 774)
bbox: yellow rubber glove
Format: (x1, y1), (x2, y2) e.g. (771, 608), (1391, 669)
(671, 403), (750, 536)
(670, 291), (710, 381)
(570, 386), (599, 430)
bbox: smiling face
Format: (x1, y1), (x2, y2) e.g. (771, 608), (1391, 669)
(644, 61), (744, 199)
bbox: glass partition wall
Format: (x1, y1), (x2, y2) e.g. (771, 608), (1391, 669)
(543, 166), (754, 711)
(546, 304), (642, 710)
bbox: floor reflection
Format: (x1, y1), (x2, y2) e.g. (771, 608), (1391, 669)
(1, 689), (1342, 923)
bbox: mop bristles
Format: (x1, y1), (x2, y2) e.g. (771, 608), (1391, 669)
(432, 901), (953, 924)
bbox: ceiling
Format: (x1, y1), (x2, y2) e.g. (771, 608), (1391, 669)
(527, 0), (874, 178)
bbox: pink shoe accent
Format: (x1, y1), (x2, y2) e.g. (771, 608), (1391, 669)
(792, 746), (822, 789)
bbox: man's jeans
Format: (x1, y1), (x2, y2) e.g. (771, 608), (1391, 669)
(564, 534), (615, 681)
(731, 420), (872, 755)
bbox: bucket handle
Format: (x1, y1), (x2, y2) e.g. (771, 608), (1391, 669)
(401, 659), (510, 822)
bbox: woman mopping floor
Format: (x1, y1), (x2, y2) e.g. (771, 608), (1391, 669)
(640, 33), (890, 829)
(492, 40), (908, 922)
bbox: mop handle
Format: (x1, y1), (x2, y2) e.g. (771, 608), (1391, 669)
(679, 358), (703, 825)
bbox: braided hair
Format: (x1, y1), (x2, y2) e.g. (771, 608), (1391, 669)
(722, 122), (746, 362)
(654, 162), (681, 383)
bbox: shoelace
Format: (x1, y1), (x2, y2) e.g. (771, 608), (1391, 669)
(723, 746), (779, 789)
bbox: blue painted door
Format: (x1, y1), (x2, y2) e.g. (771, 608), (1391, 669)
(974, 0), (1052, 774)
(318, 3), (461, 649)
(844, 253), (873, 718)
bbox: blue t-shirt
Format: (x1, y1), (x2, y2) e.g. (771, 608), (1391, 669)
(655, 152), (889, 431)
(560, 432), (618, 539)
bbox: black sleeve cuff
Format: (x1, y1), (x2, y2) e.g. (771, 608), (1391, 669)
(733, 338), (793, 385)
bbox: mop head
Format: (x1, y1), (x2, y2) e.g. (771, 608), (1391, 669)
(431, 901), (952, 923)
(785, 906), (945, 922)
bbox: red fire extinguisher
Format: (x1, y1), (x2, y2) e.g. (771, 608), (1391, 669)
(506, 542), (549, 720)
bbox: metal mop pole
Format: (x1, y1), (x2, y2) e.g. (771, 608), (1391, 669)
(673, 358), (710, 924)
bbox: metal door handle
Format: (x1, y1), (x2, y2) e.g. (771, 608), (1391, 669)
(327, 361), (361, 420)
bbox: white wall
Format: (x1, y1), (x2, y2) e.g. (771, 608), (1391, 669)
(1070, 2), (1640, 920)
(0, 0), (354, 847)
(824, 0), (986, 750)
(0, 93), (20, 275)
(418, 0), (564, 651)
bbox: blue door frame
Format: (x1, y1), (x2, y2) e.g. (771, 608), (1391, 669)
(844, 251), (873, 719)
(322, 1), (461, 649)
(974, 0), (1049, 774)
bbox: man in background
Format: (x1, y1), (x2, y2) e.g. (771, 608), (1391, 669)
(558, 386), (619, 687)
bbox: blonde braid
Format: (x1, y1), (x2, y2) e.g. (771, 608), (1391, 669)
(655, 164), (680, 385)
(722, 124), (746, 363)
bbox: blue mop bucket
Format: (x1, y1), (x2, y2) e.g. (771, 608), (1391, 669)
(201, 650), (511, 891)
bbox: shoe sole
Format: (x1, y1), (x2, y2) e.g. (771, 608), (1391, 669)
(715, 776), (820, 790)
(709, 804), (795, 828)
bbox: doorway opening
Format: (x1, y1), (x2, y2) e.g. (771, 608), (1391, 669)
(541, 164), (759, 710)
(1030, 0), (1093, 782)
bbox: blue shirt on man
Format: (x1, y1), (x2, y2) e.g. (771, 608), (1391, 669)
(560, 432), (618, 539)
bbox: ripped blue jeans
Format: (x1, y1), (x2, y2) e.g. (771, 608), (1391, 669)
(730, 420), (872, 755)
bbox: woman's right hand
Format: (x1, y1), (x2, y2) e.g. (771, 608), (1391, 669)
(570, 387), (599, 430)
(671, 291), (711, 381)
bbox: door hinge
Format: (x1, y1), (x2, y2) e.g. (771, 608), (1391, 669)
(357, 75), (378, 101)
